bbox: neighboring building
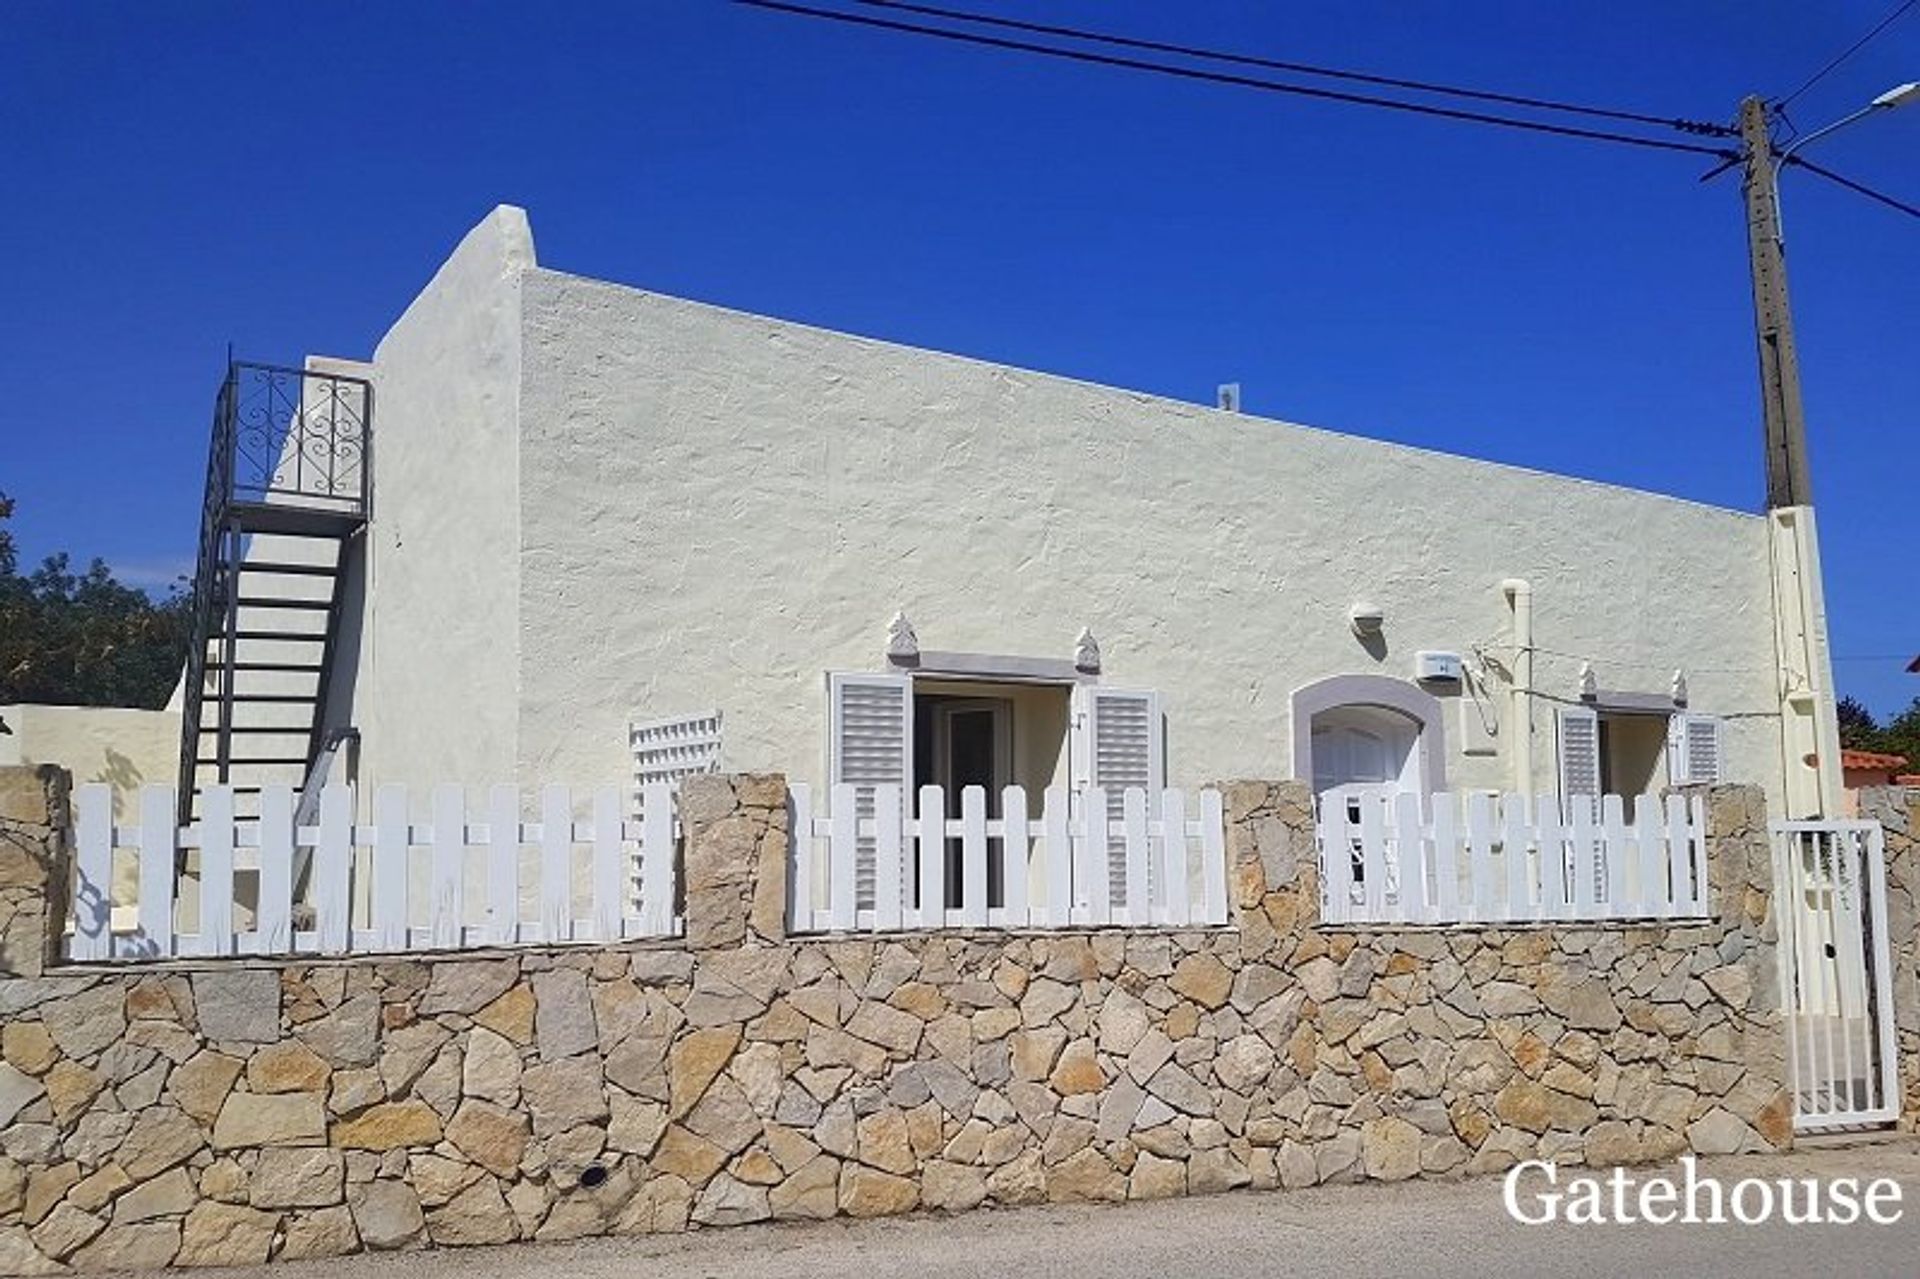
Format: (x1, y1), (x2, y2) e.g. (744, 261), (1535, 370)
(1840, 747), (1917, 816)
(164, 204), (1816, 837)
(0, 700), (179, 821)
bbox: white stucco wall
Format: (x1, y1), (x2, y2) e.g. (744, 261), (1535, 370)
(507, 262), (1782, 802)
(346, 207), (535, 801)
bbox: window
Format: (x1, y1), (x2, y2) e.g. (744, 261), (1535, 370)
(826, 671), (1164, 912)
(1558, 704), (1725, 807)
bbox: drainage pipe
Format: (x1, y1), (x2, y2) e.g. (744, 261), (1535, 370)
(1502, 579), (1535, 797)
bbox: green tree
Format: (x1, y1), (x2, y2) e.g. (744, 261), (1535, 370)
(0, 493), (191, 708)
(1837, 695), (1880, 749)
(1877, 698), (1920, 773)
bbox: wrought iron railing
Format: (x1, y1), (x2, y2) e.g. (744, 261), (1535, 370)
(225, 362), (372, 512)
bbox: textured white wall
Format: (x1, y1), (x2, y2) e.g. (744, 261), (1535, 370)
(512, 267), (1783, 802)
(348, 207), (534, 801)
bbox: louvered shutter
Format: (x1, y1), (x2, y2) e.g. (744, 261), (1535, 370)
(1668, 714), (1725, 785)
(1557, 707), (1601, 817)
(829, 673), (913, 911)
(1071, 686), (1165, 909)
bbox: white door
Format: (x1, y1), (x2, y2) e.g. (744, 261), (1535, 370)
(1311, 705), (1418, 804)
(1311, 706), (1420, 902)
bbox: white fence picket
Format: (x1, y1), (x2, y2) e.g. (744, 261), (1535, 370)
(539, 785), (573, 945)
(1160, 788), (1188, 927)
(1535, 795), (1568, 920)
(315, 784), (352, 953)
(430, 784), (464, 949)
(1685, 796), (1711, 916)
(72, 784), (113, 961)
(257, 786), (294, 954)
(1431, 792), (1460, 923)
(136, 784), (176, 958)
(1359, 797), (1388, 922)
(592, 787), (624, 943)
(487, 786), (520, 946)
(829, 783), (857, 932)
(918, 785), (945, 930)
(1467, 792), (1496, 924)
(1600, 794), (1629, 915)
(1393, 792), (1427, 925)
(1502, 795), (1531, 921)
(873, 783), (903, 932)
(788, 783), (814, 933)
(1635, 796), (1668, 915)
(1123, 789), (1149, 927)
(199, 787), (235, 957)
(1320, 798), (1353, 927)
(1198, 788), (1227, 925)
(1002, 785), (1030, 927)
(1044, 787), (1072, 927)
(1082, 786), (1110, 925)
(373, 786), (408, 951)
(961, 786), (988, 929)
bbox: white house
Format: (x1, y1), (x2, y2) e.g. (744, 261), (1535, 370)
(192, 202), (1826, 852)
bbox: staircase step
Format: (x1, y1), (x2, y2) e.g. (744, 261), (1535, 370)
(223, 694), (320, 704)
(235, 561), (339, 577)
(203, 661), (324, 672)
(196, 756), (310, 768)
(228, 629), (328, 641)
(226, 597), (331, 610)
(198, 725), (311, 734)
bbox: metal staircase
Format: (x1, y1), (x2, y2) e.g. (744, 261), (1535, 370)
(178, 362), (371, 824)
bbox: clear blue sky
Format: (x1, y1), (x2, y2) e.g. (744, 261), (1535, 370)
(3, 2), (1915, 716)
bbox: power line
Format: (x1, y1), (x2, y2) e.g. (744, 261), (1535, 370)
(855, 0), (1734, 137)
(1774, 0), (1920, 111)
(1786, 154), (1920, 219)
(737, 0), (1738, 160)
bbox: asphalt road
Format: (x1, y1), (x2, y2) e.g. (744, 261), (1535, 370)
(141, 1141), (1920, 1279)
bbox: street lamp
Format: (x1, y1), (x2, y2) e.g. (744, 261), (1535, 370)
(1780, 81), (1920, 172)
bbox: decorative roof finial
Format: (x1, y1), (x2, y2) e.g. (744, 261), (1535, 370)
(1671, 669), (1688, 706)
(1577, 662), (1597, 700)
(886, 612), (919, 662)
(1073, 628), (1101, 674)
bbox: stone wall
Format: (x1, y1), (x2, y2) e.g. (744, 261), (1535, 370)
(0, 771), (1798, 1273)
(1859, 786), (1920, 1129)
(0, 768), (69, 981)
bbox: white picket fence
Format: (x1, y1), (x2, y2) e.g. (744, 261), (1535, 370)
(69, 782), (680, 961)
(1316, 791), (1710, 926)
(789, 783), (1228, 933)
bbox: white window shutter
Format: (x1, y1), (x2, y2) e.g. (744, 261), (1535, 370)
(1556, 707), (1601, 814)
(1071, 685), (1165, 908)
(828, 672), (913, 911)
(1668, 714), (1724, 785)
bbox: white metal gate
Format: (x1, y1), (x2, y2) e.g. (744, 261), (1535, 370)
(1769, 819), (1899, 1131)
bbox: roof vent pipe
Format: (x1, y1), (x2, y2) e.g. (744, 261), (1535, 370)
(1502, 579), (1534, 798)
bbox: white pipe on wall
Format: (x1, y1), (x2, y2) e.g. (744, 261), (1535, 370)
(1502, 579), (1535, 797)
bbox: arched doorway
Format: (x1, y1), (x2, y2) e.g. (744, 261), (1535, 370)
(1290, 674), (1447, 803)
